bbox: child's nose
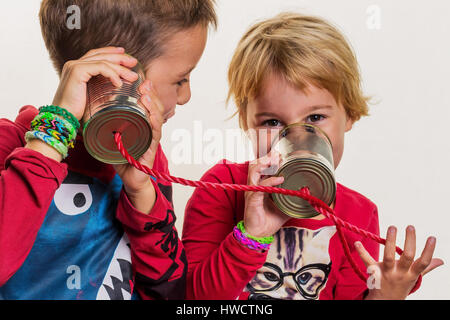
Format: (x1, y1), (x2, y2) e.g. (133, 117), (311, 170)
(177, 84), (191, 106)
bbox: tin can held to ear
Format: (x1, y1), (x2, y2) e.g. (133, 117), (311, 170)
(82, 63), (152, 164)
(271, 123), (336, 219)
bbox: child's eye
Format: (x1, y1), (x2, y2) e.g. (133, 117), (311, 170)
(176, 79), (188, 86)
(262, 119), (282, 127)
(306, 114), (325, 123)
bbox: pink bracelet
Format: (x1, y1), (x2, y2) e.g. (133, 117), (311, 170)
(233, 226), (271, 251)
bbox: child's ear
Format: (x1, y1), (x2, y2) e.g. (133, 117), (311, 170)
(345, 116), (354, 132)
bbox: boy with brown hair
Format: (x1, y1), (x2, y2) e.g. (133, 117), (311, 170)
(0, 0), (216, 300)
(182, 12), (442, 300)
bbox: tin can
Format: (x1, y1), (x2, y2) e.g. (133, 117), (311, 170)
(82, 63), (152, 164)
(271, 123), (336, 219)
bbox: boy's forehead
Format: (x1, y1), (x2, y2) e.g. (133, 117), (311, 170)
(144, 25), (207, 70)
(252, 76), (339, 113)
(147, 27), (207, 64)
(166, 25), (207, 55)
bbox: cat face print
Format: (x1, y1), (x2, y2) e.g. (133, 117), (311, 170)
(247, 226), (336, 300)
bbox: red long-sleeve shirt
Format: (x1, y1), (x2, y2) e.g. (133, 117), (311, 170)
(0, 105), (185, 300)
(182, 161), (380, 300)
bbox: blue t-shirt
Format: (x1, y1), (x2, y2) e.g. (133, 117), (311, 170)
(0, 170), (139, 300)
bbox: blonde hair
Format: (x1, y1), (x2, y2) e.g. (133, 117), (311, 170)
(228, 12), (370, 130)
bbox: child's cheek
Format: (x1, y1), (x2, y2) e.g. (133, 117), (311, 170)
(331, 138), (345, 169)
(155, 85), (177, 115)
(164, 95), (178, 114)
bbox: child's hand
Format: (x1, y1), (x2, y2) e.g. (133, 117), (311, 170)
(26, 47), (138, 162)
(243, 152), (290, 238)
(52, 46), (139, 120)
(355, 225), (444, 300)
(113, 80), (165, 214)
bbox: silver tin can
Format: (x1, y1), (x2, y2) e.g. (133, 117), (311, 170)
(271, 123), (336, 218)
(82, 63), (152, 164)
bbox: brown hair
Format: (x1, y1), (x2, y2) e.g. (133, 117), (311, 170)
(39, 0), (217, 75)
(228, 12), (370, 130)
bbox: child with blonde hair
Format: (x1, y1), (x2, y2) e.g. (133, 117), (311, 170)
(182, 12), (442, 300)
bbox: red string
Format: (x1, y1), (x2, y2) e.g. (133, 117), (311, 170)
(114, 132), (422, 294)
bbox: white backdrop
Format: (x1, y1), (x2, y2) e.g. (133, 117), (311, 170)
(1, 0), (449, 299)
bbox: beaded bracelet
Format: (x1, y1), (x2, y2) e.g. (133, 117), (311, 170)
(25, 130), (69, 158)
(233, 226), (271, 251)
(39, 105), (80, 131)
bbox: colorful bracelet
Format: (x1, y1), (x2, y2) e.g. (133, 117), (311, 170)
(31, 113), (76, 140)
(236, 220), (274, 244)
(25, 130), (69, 158)
(39, 105), (80, 131)
(41, 127), (75, 149)
(31, 112), (77, 149)
(34, 123), (71, 140)
(233, 226), (271, 251)
(27, 106), (80, 158)
(233, 221), (274, 251)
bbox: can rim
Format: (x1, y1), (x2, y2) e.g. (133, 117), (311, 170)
(278, 123), (333, 149)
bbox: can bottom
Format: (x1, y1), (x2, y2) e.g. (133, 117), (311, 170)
(271, 157), (336, 219)
(83, 105), (152, 164)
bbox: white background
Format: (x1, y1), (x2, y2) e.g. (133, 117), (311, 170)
(1, 0), (449, 299)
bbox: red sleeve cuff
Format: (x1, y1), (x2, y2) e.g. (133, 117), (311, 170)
(223, 232), (268, 266)
(116, 178), (171, 232)
(5, 147), (68, 185)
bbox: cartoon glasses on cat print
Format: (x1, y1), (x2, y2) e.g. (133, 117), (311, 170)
(247, 262), (332, 300)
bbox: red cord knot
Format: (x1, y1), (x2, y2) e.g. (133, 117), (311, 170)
(299, 186), (311, 196)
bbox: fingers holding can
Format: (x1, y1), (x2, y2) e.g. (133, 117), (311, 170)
(80, 48), (138, 69)
(138, 80), (164, 144)
(248, 151), (282, 186)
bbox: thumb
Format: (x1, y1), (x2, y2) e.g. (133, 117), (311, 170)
(260, 175), (284, 188)
(422, 258), (444, 276)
